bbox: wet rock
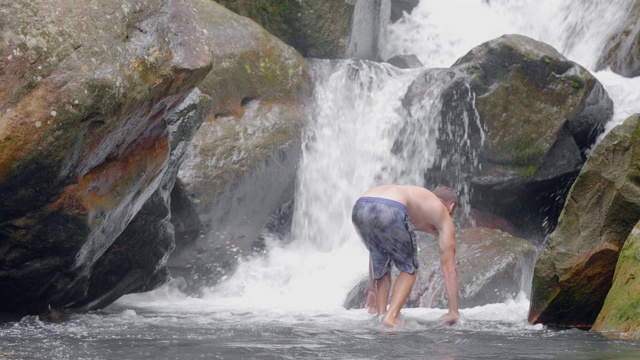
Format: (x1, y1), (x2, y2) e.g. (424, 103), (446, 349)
(215, 0), (357, 59)
(72, 89), (214, 310)
(0, 0), (212, 315)
(397, 34), (613, 241)
(344, 227), (536, 310)
(165, 0), (312, 292)
(596, 1), (640, 78)
(0, 0), (311, 314)
(529, 114), (640, 329)
(386, 54), (423, 69)
(470, 208), (518, 238)
(592, 220), (640, 340)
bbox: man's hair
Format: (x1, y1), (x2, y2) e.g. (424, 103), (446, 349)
(433, 185), (458, 205)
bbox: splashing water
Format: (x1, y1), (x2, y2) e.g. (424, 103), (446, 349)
(122, 0), (640, 324)
(199, 60), (424, 312)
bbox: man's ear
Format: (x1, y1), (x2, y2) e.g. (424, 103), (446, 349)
(447, 202), (456, 215)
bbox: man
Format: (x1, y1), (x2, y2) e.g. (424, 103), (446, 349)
(351, 185), (459, 327)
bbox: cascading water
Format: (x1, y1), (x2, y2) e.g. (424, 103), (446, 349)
(199, 60), (425, 312)
(153, 0), (640, 313)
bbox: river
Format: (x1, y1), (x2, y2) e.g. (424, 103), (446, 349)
(3, 0), (640, 359)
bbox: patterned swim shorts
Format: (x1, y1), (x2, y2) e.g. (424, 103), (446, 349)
(351, 197), (419, 280)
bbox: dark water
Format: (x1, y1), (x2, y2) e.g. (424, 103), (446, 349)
(2, 295), (639, 360)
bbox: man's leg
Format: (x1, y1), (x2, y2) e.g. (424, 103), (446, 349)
(374, 272), (391, 314)
(365, 257), (377, 313)
(383, 271), (416, 327)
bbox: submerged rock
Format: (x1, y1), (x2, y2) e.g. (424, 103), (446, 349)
(529, 114), (640, 329)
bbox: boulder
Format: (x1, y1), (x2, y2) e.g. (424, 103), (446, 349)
(596, 1), (640, 78)
(166, 0), (312, 292)
(72, 89), (214, 310)
(396, 34), (613, 241)
(592, 220), (640, 340)
(528, 114), (640, 329)
(215, 0), (357, 59)
(386, 54), (423, 69)
(344, 227), (536, 310)
(0, 0), (311, 314)
(0, 0), (213, 315)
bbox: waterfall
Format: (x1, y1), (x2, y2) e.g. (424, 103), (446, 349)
(196, 0), (640, 312)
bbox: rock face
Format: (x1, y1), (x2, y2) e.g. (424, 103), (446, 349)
(592, 220), (640, 340)
(215, 0), (357, 59)
(528, 114), (640, 329)
(166, 1), (312, 292)
(72, 90), (214, 310)
(0, 0), (311, 314)
(397, 34), (613, 240)
(344, 227), (536, 310)
(0, 0), (212, 315)
(596, 1), (640, 78)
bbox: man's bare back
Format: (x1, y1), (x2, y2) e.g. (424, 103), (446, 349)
(361, 185), (452, 234)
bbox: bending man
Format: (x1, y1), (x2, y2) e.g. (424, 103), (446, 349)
(351, 185), (459, 326)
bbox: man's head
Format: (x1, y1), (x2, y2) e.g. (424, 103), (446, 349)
(433, 185), (458, 215)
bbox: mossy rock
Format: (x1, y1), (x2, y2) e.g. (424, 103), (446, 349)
(529, 114), (640, 328)
(592, 219), (640, 340)
(398, 34), (613, 240)
(215, 0), (356, 59)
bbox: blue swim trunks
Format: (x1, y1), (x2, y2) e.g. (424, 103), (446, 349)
(351, 197), (419, 280)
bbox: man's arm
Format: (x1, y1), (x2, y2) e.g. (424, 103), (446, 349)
(437, 212), (459, 325)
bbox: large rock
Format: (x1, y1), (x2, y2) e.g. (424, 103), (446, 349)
(0, 0), (311, 315)
(215, 0), (356, 59)
(72, 90), (214, 310)
(166, 1), (312, 292)
(596, 0), (640, 78)
(528, 114), (640, 329)
(0, 0), (213, 315)
(396, 34), (613, 240)
(344, 227), (536, 310)
(592, 220), (640, 340)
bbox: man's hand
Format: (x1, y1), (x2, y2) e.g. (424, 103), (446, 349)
(442, 311), (460, 325)
(365, 289), (377, 314)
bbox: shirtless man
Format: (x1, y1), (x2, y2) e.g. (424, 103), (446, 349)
(351, 185), (460, 327)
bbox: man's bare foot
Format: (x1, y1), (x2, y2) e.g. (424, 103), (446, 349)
(365, 289), (377, 314)
(382, 312), (404, 327)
